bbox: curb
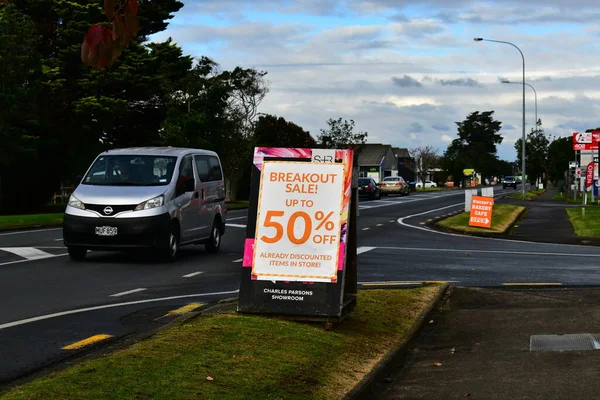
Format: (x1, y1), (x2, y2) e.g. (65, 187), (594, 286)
(344, 283), (451, 400)
(0, 223), (63, 233)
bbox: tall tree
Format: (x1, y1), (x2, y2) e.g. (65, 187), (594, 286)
(444, 111), (503, 184)
(160, 58), (269, 201)
(0, 0), (188, 213)
(409, 146), (439, 188)
(317, 118), (368, 150)
(515, 121), (549, 184)
(254, 114), (316, 148)
(547, 136), (573, 185)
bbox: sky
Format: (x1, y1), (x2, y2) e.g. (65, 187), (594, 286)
(150, 0), (600, 161)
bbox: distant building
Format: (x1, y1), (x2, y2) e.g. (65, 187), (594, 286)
(357, 144), (397, 183)
(392, 147), (416, 182)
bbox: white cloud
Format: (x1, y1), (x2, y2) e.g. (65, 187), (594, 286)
(441, 135), (453, 143)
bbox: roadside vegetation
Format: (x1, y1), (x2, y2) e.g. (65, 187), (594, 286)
(0, 287), (443, 400)
(437, 204), (525, 234)
(566, 208), (600, 237)
(505, 189), (545, 201)
(554, 192), (600, 206)
(0, 213), (64, 231)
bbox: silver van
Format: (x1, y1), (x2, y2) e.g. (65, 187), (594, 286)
(63, 147), (227, 261)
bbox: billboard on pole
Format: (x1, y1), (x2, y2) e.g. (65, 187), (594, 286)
(573, 131), (600, 151)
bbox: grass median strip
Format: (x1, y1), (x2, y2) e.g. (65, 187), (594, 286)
(0, 286), (442, 400)
(505, 189), (545, 200)
(566, 208), (600, 237)
(0, 213), (64, 231)
(437, 204), (525, 234)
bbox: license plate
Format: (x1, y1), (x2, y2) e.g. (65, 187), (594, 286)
(95, 226), (118, 236)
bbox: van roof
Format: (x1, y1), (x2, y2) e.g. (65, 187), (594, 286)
(101, 147), (219, 157)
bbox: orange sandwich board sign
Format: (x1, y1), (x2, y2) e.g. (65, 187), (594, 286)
(468, 196), (494, 228)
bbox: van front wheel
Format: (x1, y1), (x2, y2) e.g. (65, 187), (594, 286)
(158, 224), (179, 261)
(205, 220), (221, 253)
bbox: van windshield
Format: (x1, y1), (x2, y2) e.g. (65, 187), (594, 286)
(82, 155), (178, 186)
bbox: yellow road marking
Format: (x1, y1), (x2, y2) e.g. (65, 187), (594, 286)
(63, 334), (113, 350)
(165, 303), (204, 317)
(420, 222), (426, 225)
(503, 282), (562, 286)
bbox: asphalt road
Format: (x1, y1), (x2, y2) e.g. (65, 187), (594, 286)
(2, 184), (600, 384)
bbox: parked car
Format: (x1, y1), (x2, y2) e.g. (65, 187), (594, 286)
(63, 147), (227, 261)
(503, 176), (517, 189)
(358, 177), (381, 200)
(379, 176), (410, 196)
(415, 180), (437, 189)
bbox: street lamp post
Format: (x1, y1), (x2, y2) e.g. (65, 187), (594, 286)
(474, 37), (526, 199)
(502, 80), (537, 135)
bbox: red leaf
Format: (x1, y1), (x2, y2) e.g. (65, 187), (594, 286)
(206, 376), (214, 382)
(104, 0), (115, 18)
(433, 362), (442, 367)
(85, 25), (105, 47)
(112, 15), (124, 42)
(128, 0), (138, 15)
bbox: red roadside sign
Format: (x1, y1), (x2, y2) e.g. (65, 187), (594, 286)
(586, 162), (595, 187)
(468, 196), (494, 229)
(573, 131), (600, 151)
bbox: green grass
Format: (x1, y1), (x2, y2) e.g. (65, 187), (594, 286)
(554, 192), (600, 206)
(505, 189), (545, 201)
(0, 213), (64, 230)
(226, 200), (249, 210)
(566, 208), (600, 237)
(0, 287), (442, 400)
(437, 204), (525, 234)
(414, 187), (444, 192)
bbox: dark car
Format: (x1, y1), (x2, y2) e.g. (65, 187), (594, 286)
(358, 177), (381, 200)
(503, 176), (517, 189)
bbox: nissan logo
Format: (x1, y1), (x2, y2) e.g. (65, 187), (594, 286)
(103, 206), (114, 215)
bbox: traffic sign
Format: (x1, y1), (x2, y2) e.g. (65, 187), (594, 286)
(576, 168), (581, 177)
(573, 131), (600, 151)
(569, 161), (578, 168)
(468, 196), (494, 229)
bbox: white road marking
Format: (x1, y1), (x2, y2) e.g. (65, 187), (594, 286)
(389, 220), (395, 222)
(0, 228), (62, 236)
(372, 246), (600, 258)
(357, 246), (376, 254)
(0, 289), (240, 331)
(232, 258), (243, 262)
(109, 288), (147, 297)
(226, 224), (247, 228)
(0, 253), (67, 267)
(227, 216), (247, 221)
(182, 271), (204, 278)
(362, 228), (370, 231)
(0, 247), (55, 260)
(54, 238), (63, 241)
(376, 224), (383, 227)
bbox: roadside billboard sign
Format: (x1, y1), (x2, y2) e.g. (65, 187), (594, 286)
(572, 131), (600, 151)
(468, 196), (494, 229)
(238, 147), (356, 320)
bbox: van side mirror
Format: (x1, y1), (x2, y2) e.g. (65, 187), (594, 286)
(184, 177), (195, 192)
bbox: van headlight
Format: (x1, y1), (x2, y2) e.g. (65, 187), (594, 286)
(68, 195), (85, 210)
(135, 195), (164, 211)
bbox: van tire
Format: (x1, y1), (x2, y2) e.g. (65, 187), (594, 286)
(158, 223), (179, 261)
(68, 247), (87, 261)
(205, 219), (221, 254)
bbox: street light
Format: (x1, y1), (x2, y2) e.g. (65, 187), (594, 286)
(502, 80), (537, 134)
(474, 37), (526, 199)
